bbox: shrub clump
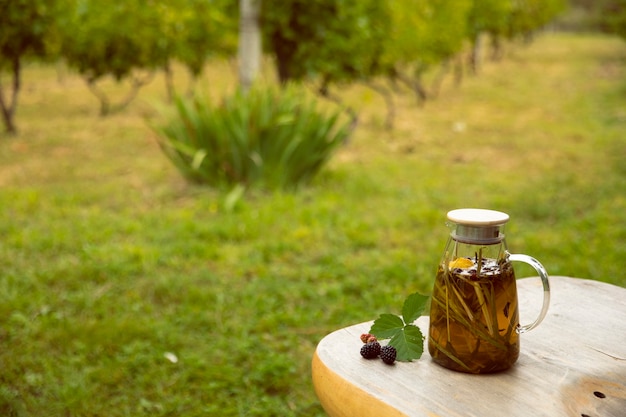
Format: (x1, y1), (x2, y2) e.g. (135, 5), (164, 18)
(154, 84), (352, 190)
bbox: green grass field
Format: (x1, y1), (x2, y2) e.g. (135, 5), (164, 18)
(1, 32), (625, 416)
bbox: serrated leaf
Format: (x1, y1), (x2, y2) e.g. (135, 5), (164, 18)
(401, 292), (430, 324)
(369, 313), (405, 339)
(388, 324), (425, 362)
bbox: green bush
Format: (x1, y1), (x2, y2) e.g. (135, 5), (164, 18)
(153, 85), (351, 190)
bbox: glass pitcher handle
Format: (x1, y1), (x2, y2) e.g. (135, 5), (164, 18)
(508, 253), (550, 334)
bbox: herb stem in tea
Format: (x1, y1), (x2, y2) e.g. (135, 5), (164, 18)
(429, 337), (472, 372)
(472, 281), (495, 336)
(446, 284), (451, 342)
(450, 278), (475, 322)
(431, 272), (510, 352)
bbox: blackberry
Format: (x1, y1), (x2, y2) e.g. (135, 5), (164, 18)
(360, 341), (381, 359)
(380, 345), (397, 364)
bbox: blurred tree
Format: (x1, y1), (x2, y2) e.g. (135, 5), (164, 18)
(466, 0), (512, 71)
(507, 0), (567, 41)
(261, 0), (389, 86)
(61, 0), (167, 115)
(261, 0), (389, 128)
(595, 0), (626, 39)
(0, 0), (63, 134)
(61, 0), (235, 114)
(162, 0), (237, 99)
(383, 0), (471, 102)
(238, 0), (261, 92)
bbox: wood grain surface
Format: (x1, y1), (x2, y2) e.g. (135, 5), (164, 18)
(312, 277), (626, 417)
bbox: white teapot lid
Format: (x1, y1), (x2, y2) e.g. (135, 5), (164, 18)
(447, 208), (509, 244)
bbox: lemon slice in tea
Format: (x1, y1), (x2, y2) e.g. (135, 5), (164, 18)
(449, 257), (474, 269)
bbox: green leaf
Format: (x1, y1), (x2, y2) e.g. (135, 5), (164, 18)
(401, 292), (430, 324)
(370, 293), (429, 362)
(191, 149), (208, 170)
(369, 313), (404, 339)
(223, 184), (246, 213)
(388, 324), (425, 362)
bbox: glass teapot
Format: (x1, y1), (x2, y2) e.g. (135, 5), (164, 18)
(428, 208), (550, 374)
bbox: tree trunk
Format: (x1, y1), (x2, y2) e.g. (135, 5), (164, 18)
(468, 32), (483, 75)
(238, 0), (261, 92)
(163, 61), (175, 102)
(85, 72), (154, 116)
(0, 57), (20, 135)
(317, 78), (359, 136)
(392, 69), (428, 104)
(364, 81), (395, 130)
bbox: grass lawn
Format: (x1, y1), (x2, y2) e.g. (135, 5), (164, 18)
(1, 32), (625, 416)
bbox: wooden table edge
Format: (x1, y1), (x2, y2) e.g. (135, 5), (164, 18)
(312, 349), (410, 417)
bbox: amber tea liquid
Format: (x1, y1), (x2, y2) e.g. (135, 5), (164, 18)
(428, 257), (520, 373)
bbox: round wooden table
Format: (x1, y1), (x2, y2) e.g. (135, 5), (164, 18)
(312, 277), (626, 417)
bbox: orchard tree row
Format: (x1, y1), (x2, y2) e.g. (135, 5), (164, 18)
(1, 0), (569, 134)
(574, 0), (626, 38)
